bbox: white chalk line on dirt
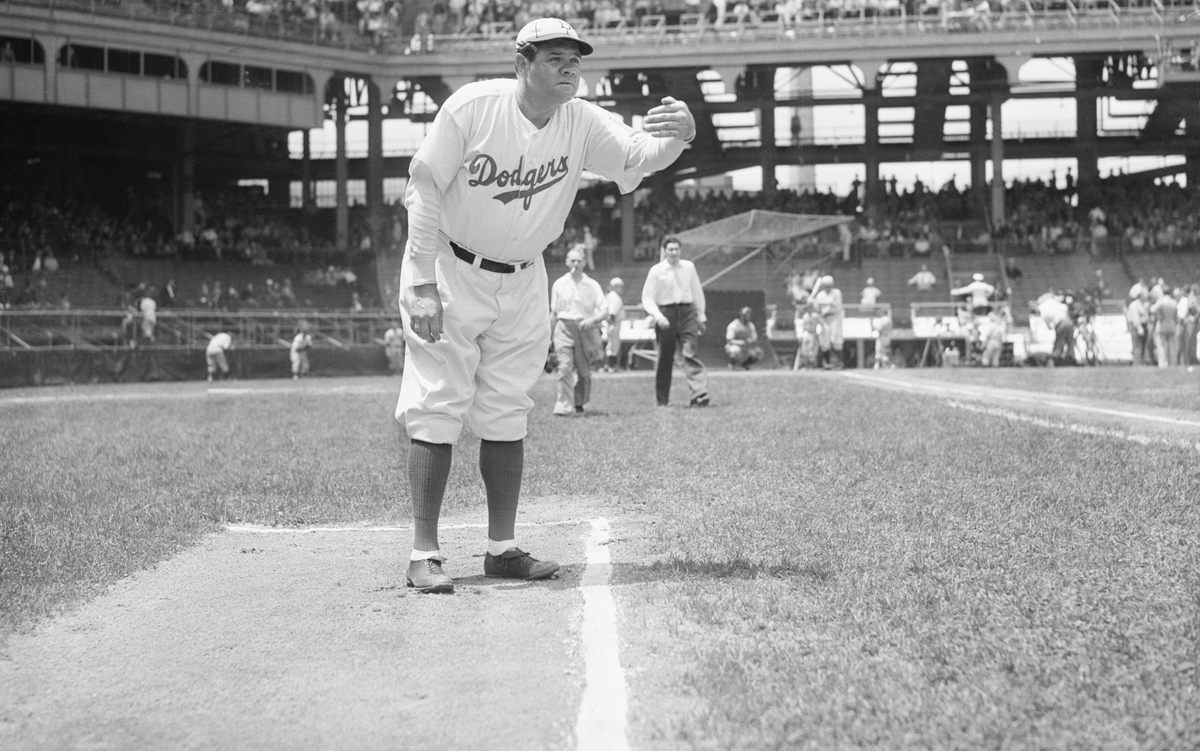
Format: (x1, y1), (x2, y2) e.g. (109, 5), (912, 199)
(576, 517), (630, 751)
(225, 519), (590, 534)
(227, 516), (632, 749)
(946, 400), (1200, 454)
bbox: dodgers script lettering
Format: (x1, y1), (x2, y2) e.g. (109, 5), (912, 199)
(467, 154), (570, 209)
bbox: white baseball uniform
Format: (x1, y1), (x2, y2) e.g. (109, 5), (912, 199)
(290, 331), (312, 376)
(397, 78), (685, 443)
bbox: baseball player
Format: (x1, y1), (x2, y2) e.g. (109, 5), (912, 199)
(810, 274), (844, 369)
(396, 17), (696, 593)
(205, 332), (232, 382)
(602, 277), (626, 371)
(290, 323), (313, 380)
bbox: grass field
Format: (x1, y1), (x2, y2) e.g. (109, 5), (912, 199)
(2, 368), (1198, 748)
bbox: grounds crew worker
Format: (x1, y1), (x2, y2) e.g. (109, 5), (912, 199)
(395, 17), (696, 593)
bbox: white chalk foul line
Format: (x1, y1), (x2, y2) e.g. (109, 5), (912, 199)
(225, 519), (589, 534)
(947, 400), (1200, 454)
(576, 517), (630, 751)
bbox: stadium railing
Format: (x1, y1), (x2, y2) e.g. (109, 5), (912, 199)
(0, 308), (393, 351)
(5, 0), (1196, 52)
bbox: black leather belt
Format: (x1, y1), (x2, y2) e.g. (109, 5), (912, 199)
(451, 242), (534, 274)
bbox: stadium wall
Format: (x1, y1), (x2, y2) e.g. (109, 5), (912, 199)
(0, 346), (391, 389)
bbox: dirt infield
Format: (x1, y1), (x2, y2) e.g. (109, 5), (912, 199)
(0, 502), (627, 750)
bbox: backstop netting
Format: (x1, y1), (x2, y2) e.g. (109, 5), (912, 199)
(672, 210), (854, 290)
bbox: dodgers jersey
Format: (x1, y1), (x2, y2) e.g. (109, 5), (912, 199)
(407, 78), (684, 281)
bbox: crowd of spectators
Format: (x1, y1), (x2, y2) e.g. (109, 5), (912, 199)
(5, 169), (1200, 313)
(32, 0), (1169, 56)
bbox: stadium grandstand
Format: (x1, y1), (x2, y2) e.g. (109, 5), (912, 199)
(2, 0), (1200, 385)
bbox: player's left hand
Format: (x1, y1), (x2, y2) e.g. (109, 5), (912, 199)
(644, 96), (695, 143)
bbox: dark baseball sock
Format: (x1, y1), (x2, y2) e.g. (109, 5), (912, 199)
(480, 438), (523, 544)
(409, 439), (452, 552)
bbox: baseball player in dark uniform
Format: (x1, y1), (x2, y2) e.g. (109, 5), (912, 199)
(397, 18), (696, 593)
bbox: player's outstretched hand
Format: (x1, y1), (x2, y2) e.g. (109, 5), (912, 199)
(644, 96), (696, 143)
(406, 283), (444, 343)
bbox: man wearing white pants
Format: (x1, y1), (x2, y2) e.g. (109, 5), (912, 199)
(396, 18), (695, 593)
(550, 246), (606, 415)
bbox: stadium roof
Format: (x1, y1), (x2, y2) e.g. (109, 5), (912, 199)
(674, 210), (853, 250)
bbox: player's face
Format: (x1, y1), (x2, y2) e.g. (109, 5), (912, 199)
(523, 41), (583, 106)
(662, 242), (681, 265)
(565, 251), (585, 272)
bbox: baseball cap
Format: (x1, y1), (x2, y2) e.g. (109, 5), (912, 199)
(516, 18), (593, 56)
(973, 273), (984, 281)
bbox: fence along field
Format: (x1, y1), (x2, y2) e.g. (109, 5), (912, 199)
(1, 371), (1197, 748)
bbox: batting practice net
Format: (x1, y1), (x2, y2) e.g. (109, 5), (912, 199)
(672, 210), (854, 289)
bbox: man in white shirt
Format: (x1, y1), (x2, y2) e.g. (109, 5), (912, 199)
(205, 332), (233, 382)
(139, 290), (157, 344)
(860, 277), (882, 307)
(907, 264), (937, 291)
(549, 247), (606, 415)
(1035, 291), (1074, 364)
(952, 272), (996, 315)
(641, 235), (709, 407)
(602, 277), (625, 372)
(290, 324), (313, 380)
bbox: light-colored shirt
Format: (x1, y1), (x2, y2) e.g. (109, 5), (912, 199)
(206, 332), (232, 355)
(951, 280), (995, 307)
(290, 332), (312, 355)
(860, 285), (881, 305)
(1038, 297), (1070, 328)
(641, 259), (706, 322)
(908, 270), (937, 290)
(403, 78), (686, 285)
(605, 290), (624, 319)
(551, 272), (605, 322)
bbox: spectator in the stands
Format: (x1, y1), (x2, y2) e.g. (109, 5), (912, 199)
(0, 264), (12, 308)
(860, 277), (882, 307)
(1003, 256), (1022, 283)
(907, 264), (937, 291)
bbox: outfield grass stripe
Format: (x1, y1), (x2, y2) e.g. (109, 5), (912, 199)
(576, 517), (630, 751)
(947, 399), (1200, 453)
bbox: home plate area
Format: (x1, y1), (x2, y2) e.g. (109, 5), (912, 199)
(0, 512), (631, 750)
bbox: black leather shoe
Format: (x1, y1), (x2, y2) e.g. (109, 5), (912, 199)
(689, 393), (710, 407)
(484, 548), (560, 580)
(406, 558), (454, 593)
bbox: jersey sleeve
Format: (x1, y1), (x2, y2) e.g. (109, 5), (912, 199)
(579, 101), (685, 195)
(410, 97), (469, 192)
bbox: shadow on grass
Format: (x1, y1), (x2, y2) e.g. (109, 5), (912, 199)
(445, 555), (831, 594)
(613, 555), (834, 586)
